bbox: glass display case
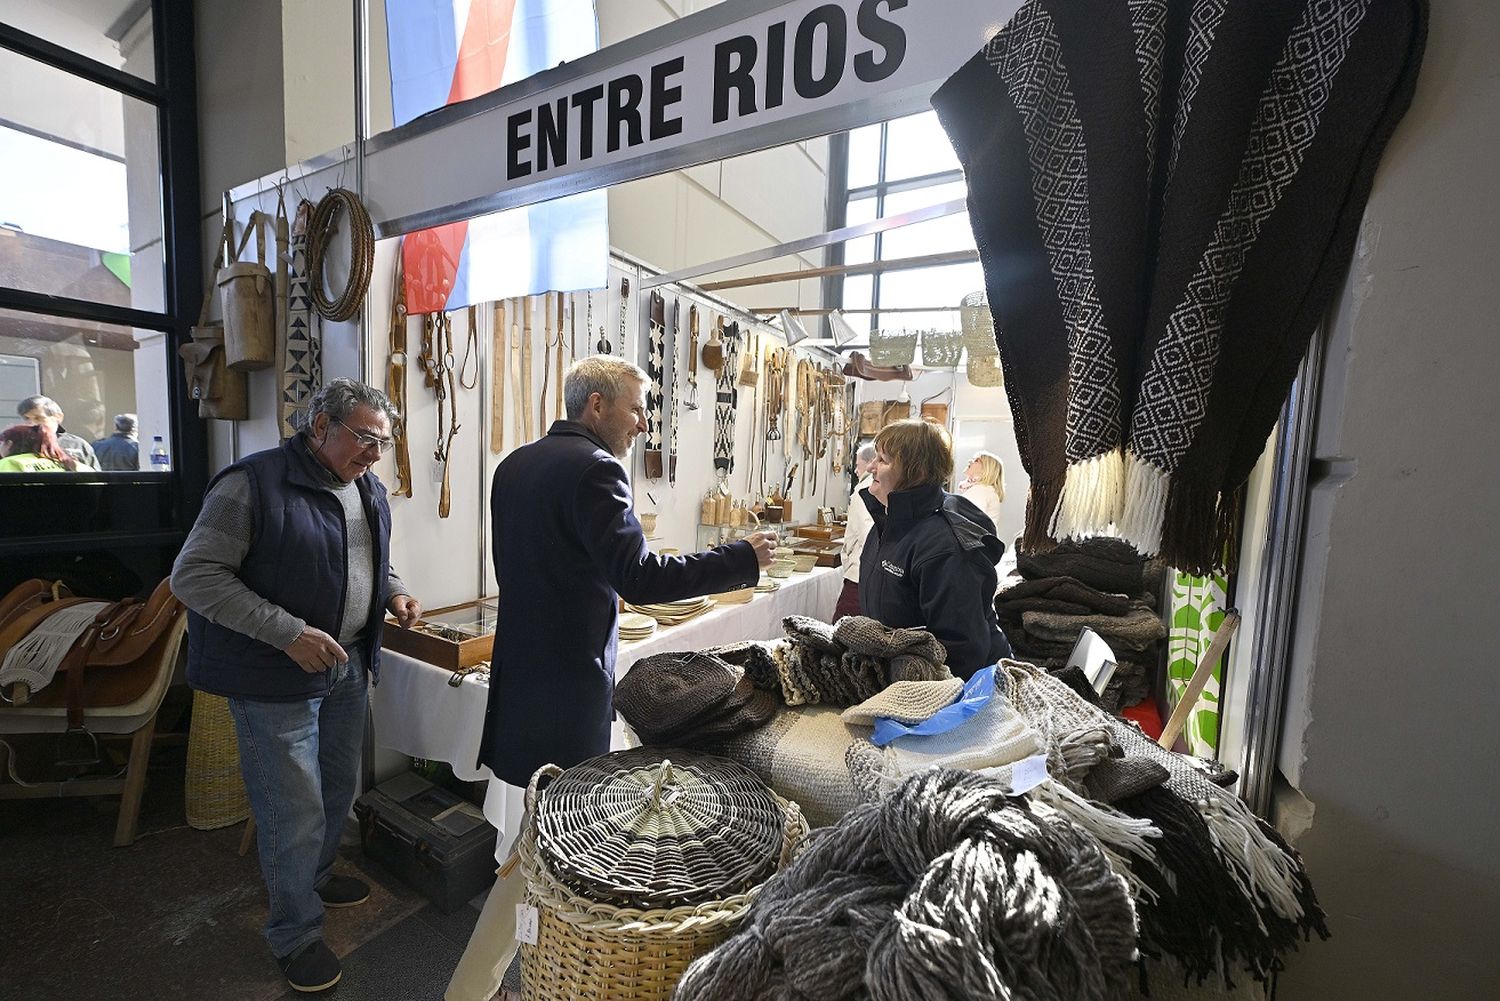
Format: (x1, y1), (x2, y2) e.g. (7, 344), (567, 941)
(383, 599), (497, 669)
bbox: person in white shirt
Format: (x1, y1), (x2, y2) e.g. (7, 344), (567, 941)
(957, 451), (1005, 539)
(836, 442), (878, 619)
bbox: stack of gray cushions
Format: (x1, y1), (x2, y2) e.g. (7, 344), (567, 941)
(996, 537), (1167, 710)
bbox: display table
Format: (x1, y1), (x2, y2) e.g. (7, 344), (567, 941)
(370, 565), (843, 853)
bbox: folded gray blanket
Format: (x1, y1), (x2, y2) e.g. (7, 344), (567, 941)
(1022, 606), (1166, 652)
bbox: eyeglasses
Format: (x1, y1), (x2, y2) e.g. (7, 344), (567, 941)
(332, 417), (395, 454)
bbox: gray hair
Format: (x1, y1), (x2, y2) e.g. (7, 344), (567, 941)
(563, 356), (647, 419)
(301, 378), (400, 430)
(856, 441), (877, 464)
(18, 395), (62, 418)
(114, 413), (138, 434)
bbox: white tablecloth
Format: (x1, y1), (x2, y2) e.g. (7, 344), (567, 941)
(370, 565), (843, 851)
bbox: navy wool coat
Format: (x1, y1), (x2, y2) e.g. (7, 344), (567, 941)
(477, 421), (759, 786)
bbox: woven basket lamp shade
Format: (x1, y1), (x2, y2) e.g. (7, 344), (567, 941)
(535, 746), (785, 910)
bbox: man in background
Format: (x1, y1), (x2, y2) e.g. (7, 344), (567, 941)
(18, 395), (98, 470)
(93, 413), (140, 471)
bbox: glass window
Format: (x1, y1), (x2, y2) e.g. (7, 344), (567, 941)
(876, 263), (983, 319)
(0, 0), (157, 82)
(846, 123), (883, 190)
(841, 275), (874, 315)
(0, 48), (164, 311)
(882, 112), (961, 182)
(0, 306), (169, 472)
(880, 182), (974, 260)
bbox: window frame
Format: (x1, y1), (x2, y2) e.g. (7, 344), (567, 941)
(0, 0), (206, 553)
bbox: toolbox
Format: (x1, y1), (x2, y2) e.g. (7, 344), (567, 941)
(354, 770), (498, 913)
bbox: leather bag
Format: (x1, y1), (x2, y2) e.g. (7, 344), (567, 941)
(218, 211), (276, 371)
(842, 352), (913, 383)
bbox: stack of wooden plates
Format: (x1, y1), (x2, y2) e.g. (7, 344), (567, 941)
(754, 578), (780, 593)
(711, 587), (754, 605)
(624, 596), (716, 627)
(618, 611), (658, 641)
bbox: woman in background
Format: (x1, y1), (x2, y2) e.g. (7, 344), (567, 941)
(835, 442), (878, 619)
(957, 450), (1005, 531)
(0, 422), (76, 473)
(858, 420), (1011, 677)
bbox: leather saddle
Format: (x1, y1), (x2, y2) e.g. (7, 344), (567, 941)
(0, 577), (185, 766)
(842, 351), (914, 382)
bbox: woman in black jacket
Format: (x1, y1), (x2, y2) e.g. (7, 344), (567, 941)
(858, 419), (1012, 678)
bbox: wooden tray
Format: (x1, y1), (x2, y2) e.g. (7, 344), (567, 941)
(383, 599), (495, 670)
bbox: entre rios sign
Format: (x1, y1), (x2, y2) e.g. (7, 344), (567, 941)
(366, 0), (1019, 237)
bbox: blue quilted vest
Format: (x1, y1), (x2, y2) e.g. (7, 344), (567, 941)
(186, 436), (392, 700)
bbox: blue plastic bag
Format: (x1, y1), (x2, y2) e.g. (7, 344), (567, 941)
(871, 664), (997, 747)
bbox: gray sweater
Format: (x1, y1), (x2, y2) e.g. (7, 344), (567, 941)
(172, 467), (408, 650)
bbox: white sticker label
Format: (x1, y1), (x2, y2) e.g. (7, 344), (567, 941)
(515, 904), (539, 945)
(1009, 753), (1051, 795)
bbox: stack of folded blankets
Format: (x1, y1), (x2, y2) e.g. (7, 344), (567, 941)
(996, 537), (1167, 711)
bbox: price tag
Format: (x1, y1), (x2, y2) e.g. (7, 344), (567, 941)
(515, 904), (539, 945)
(1008, 753), (1051, 795)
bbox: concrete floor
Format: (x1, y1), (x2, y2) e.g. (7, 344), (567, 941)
(0, 736), (484, 1001)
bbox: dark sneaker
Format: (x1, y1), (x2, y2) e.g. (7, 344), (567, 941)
(279, 940), (341, 993)
(317, 874), (370, 908)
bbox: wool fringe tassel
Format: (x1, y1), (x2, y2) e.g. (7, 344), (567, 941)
(1048, 450), (1125, 541)
(1160, 479), (1234, 577)
(1199, 798), (1306, 927)
(0, 601), (109, 692)
(1117, 452), (1170, 557)
(1022, 475), (1065, 553)
(1033, 779), (1161, 869)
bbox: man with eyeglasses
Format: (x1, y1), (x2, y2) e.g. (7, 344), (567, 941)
(172, 378), (422, 994)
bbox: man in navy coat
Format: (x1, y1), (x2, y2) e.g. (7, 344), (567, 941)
(477, 356), (774, 787)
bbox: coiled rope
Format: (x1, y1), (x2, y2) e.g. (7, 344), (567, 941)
(306, 187), (375, 322)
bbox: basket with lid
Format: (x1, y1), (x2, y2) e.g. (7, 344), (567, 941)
(518, 746), (806, 1000)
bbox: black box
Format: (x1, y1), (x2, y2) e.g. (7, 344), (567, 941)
(355, 770), (498, 913)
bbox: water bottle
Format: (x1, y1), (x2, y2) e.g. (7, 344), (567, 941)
(149, 435), (171, 472)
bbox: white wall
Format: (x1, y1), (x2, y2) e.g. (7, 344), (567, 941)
(1274, 2), (1500, 998)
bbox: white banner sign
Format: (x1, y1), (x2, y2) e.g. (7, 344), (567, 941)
(366, 0), (1020, 236)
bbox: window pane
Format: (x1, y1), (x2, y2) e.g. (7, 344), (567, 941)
(883, 111), (960, 182)
(846, 123), (882, 190)
(0, 307), (171, 473)
(840, 275), (873, 315)
(876, 262), (985, 316)
(843, 193), (878, 265)
(880, 181), (975, 259)
(0, 48), (164, 312)
(0, 0), (157, 82)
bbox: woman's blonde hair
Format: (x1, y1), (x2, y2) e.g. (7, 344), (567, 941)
(968, 451), (1005, 501)
(874, 419), (953, 492)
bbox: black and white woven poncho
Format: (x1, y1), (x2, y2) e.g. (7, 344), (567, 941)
(934, 0), (1427, 573)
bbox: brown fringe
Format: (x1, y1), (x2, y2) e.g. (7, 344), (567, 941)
(1158, 480), (1242, 576)
(1021, 476), (1065, 554)
(1214, 481), (1249, 575)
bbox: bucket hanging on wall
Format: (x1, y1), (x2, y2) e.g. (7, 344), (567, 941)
(218, 211), (276, 371)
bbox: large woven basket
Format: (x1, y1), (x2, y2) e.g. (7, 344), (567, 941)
(185, 690), (250, 830)
(519, 749), (807, 1001)
(959, 291), (1000, 358)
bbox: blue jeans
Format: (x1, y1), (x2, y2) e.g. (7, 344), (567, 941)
(229, 646), (368, 958)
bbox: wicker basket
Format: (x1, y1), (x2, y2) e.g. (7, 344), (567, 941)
(519, 750), (807, 1001)
(967, 353), (1004, 388)
(959, 291), (1000, 358)
(920, 328), (964, 368)
(185, 690), (250, 830)
(869, 328), (918, 367)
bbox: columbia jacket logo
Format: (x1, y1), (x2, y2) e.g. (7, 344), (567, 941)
(881, 560), (905, 579)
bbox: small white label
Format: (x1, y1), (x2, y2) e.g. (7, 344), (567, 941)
(430, 458), (445, 484)
(515, 904), (539, 945)
(1009, 753), (1051, 795)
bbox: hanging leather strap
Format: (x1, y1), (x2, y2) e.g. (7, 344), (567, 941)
(491, 300), (506, 455)
(539, 292), (553, 433)
(521, 297), (535, 442)
(387, 246), (413, 497)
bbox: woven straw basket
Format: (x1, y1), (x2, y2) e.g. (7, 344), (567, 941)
(869, 328), (918, 367)
(519, 749), (807, 1001)
(185, 690), (250, 830)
